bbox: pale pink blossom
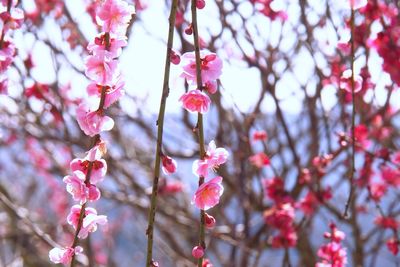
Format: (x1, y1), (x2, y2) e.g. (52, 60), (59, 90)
(339, 69), (363, 93)
(87, 32), (127, 59)
(67, 205), (107, 239)
(85, 54), (120, 85)
(76, 103), (114, 137)
(87, 79), (125, 109)
(179, 89), (211, 114)
(161, 155), (177, 175)
(193, 140), (229, 177)
(193, 176), (224, 210)
(96, 0), (135, 34)
(181, 51), (223, 85)
(63, 171), (101, 203)
(49, 246), (83, 264)
(70, 157), (107, 184)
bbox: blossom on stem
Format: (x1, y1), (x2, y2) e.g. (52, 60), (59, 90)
(67, 205), (107, 239)
(49, 246), (83, 264)
(181, 51), (223, 85)
(193, 140), (229, 177)
(193, 176), (224, 210)
(161, 154), (178, 175)
(179, 89), (211, 114)
(76, 103), (115, 137)
(96, 0), (135, 34)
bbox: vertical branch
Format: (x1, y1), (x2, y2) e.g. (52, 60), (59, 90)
(344, 6), (356, 218)
(145, 0), (179, 266)
(190, 1), (206, 266)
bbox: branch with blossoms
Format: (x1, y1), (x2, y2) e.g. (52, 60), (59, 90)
(48, 0), (134, 265)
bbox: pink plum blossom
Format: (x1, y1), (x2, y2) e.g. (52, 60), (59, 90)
(63, 171), (101, 203)
(179, 89), (211, 114)
(87, 79), (125, 109)
(193, 140), (229, 177)
(193, 176), (224, 210)
(181, 51), (223, 85)
(87, 32), (128, 59)
(70, 157), (107, 184)
(85, 54), (120, 85)
(76, 103), (114, 137)
(96, 0), (135, 34)
(67, 205), (107, 239)
(49, 246), (83, 264)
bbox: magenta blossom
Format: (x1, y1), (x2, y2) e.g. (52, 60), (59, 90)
(179, 89), (211, 114)
(193, 176), (224, 210)
(49, 246), (83, 264)
(96, 0), (135, 34)
(76, 103), (114, 137)
(181, 51), (223, 85)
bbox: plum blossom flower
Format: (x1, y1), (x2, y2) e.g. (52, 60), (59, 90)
(76, 103), (114, 137)
(49, 246), (83, 264)
(193, 176), (224, 210)
(96, 0), (135, 34)
(86, 78), (125, 109)
(179, 89), (211, 114)
(161, 155), (177, 175)
(70, 157), (107, 184)
(87, 32), (128, 59)
(181, 51), (223, 85)
(193, 140), (229, 177)
(204, 80), (217, 94)
(67, 205), (107, 239)
(63, 171), (101, 203)
(85, 54), (120, 85)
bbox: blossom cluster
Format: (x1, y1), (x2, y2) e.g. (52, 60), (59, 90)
(49, 0), (134, 264)
(316, 224), (347, 267)
(0, 0), (24, 94)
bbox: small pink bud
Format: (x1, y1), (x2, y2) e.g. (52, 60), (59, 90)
(185, 24), (193, 35)
(170, 50), (181, 65)
(196, 0), (205, 9)
(161, 155), (178, 175)
(204, 213), (216, 229)
(192, 246), (204, 259)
